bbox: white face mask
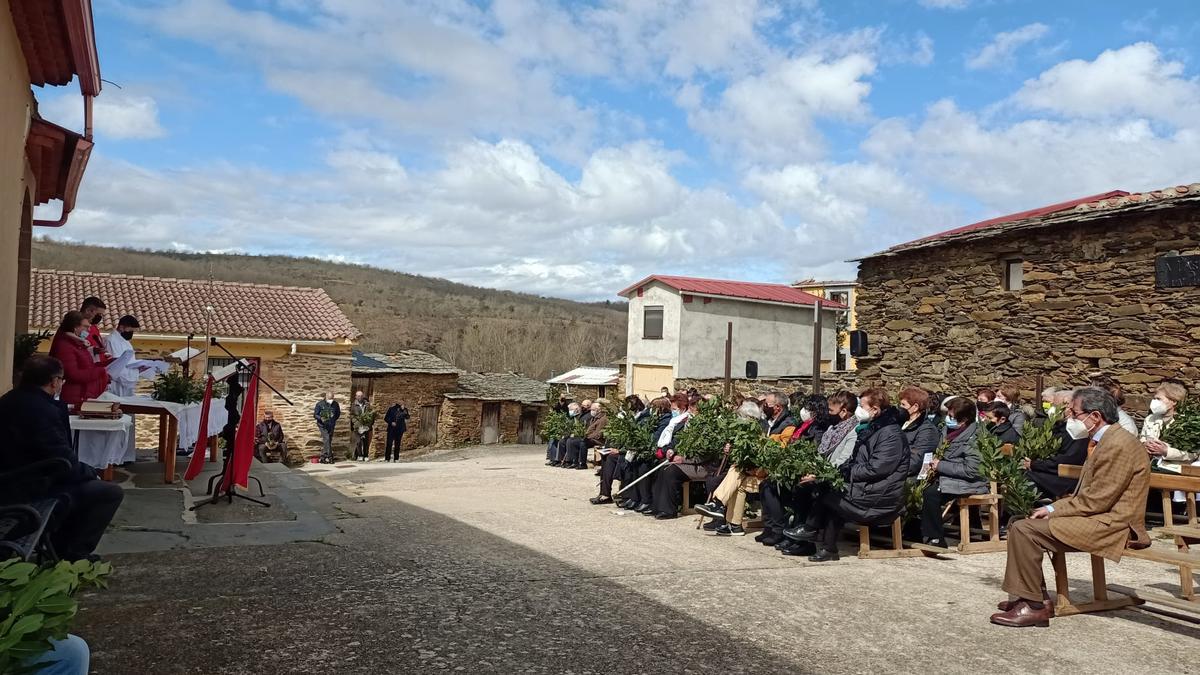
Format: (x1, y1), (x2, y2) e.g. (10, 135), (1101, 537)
(799, 408), (812, 422)
(854, 406), (871, 422)
(1065, 417), (1090, 440)
(325, 397), (333, 403)
(1150, 399), (1169, 416)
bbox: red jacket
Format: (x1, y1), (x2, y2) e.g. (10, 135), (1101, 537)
(49, 331), (109, 406)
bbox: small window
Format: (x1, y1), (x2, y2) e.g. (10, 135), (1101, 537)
(829, 291), (849, 306)
(643, 306), (664, 339)
(1003, 259), (1024, 291)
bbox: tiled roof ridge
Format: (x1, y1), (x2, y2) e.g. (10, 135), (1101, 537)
(1071, 182), (1200, 212)
(32, 267), (325, 293)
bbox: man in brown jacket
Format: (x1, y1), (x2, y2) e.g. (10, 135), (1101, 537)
(992, 387), (1150, 627)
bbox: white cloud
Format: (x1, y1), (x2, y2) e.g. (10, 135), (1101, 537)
(43, 137), (861, 300)
(688, 52), (877, 164)
(918, 0), (970, 9)
(1012, 42), (1200, 126)
(966, 23), (1050, 70)
(40, 92), (166, 140)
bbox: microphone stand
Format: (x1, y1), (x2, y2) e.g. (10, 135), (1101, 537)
(190, 339), (293, 511)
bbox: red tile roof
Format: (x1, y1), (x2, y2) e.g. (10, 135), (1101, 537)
(30, 269), (361, 342)
(618, 275), (845, 309)
(861, 182), (1200, 260)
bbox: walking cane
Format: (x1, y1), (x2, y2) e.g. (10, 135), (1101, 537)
(614, 459), (671, 497)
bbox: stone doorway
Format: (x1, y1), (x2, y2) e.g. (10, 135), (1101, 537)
(418, 404), (440, 445)
(481, 402), (501, 444)
(517, 409), (539, 444)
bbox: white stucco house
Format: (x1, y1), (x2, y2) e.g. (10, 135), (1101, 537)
(618, 275), (844, 398)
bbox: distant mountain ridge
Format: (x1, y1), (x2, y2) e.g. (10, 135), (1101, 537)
(32, 239), (626, 379)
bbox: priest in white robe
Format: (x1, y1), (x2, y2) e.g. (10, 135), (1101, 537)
(104, 315), (163, 463)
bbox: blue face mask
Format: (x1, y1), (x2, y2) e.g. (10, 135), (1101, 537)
(671, 409), (681, 418)
(945, 417), (960, 430)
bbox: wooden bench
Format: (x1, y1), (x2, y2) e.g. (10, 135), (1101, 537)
(1050, 465), (1200, 616)
(953, 482), (1006, 554)
(857, 517), (949, 559)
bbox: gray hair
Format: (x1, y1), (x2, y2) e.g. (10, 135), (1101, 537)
(764, 390), (786, 406)
(1040, 387), (1058, 401)
(1072, 387), (1119, 424)
(736, 401), (765, 420)
(568, 402), (581, 412)
(1052, 388), (1076, 406)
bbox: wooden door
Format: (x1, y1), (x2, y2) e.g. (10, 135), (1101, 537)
(630, 363), (674, 400)
(517, 409), (539, 444)
(481, 402), (501, 444)
(418, 404), (440, 445)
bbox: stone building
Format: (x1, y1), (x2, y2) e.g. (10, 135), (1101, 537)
(352, 350), (460, 452)
(618, 274), (843, 400)
(547, 366), (618, 402)
(352, 349), (546, 453)
(853, 183), (1200, 410)
(2, 0), (101, 388)
(30, 268), (361, 463)
(442, 372), (546, 446)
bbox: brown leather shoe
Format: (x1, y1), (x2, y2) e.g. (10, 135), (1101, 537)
(990, 600), (1052, 627)
(996, 591), (1054, 615)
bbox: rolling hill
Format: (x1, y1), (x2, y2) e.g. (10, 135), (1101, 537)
(32, 239), (627, 379)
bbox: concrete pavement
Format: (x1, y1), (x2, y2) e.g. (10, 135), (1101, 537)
(76, 444), (1198, 673)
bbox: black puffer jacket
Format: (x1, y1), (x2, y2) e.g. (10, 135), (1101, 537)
(839, 406), (910, 525)
(902, 416), (941, 477)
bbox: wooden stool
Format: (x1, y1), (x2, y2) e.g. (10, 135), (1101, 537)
(955, 481), (1006, 554)
(1050, 551), (1141, 617)
(857, 518), (941, 559)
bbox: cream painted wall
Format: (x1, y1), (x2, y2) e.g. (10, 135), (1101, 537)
(0, 0), (34, 389)
(624, 281), (681, 394)
(677, 296), (838, 379)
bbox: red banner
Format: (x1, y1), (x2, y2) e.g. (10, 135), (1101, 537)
(223, 367), (259, 491)
(183, 376), (214, 481)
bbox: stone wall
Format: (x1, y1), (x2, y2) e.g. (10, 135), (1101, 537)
(134, 352), (352, 465)
(436, 399), (539, 446)
(673, 373), (859, 399)
(268, 353), (353, 464)
(366, 372), (459, 455)
(854, 207), (1200, 412)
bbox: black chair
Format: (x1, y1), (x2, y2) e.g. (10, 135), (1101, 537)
(0, 458), (72, 562)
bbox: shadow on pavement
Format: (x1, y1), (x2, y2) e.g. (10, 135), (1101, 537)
(77, 493), (813, 674)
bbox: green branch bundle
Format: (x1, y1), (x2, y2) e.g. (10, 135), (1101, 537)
(726, 418), (770, 469)
(351, 406), (377, 433)
(1012, 413), (1062, 461)
(759, 437), (845, 491)
(540, 410), (570, 441)
(673, 397), (736, 462)
(151, 371), (206, 404)
(978, 427), (1038, 517)
(1162, 398), (1200, 455)
(0, 559), (112, 673)
(903, 439), (948, 521)
(600, 404), (657, 460)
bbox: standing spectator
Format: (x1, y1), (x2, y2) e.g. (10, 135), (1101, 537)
(103, 315), (143, 464)
(79, 296), (111, 366)
(384, 400), (410, 462)
(48, 311), (109, 407)
(314, 392), (340, 463)
(350, 390), (373, 461)
(254, 410), (286, 463)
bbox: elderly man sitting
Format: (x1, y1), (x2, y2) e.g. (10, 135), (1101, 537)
(991, 387), (1150, 627)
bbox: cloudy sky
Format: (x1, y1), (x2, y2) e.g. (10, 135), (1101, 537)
(37, 0), (1200, 300)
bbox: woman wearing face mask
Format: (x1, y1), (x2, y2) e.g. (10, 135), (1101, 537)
(770, 391), (860, 555)
(898, 386), (940, 477)
(995, 385), (1028, 433)
(920, 397), (989, 548)
(790, 394), (833, 444)
(48, 311), (110, 407)
(783, 388), (909, 562)
(1140, 381), (1196, 508)
(651, 395), (715, 520)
